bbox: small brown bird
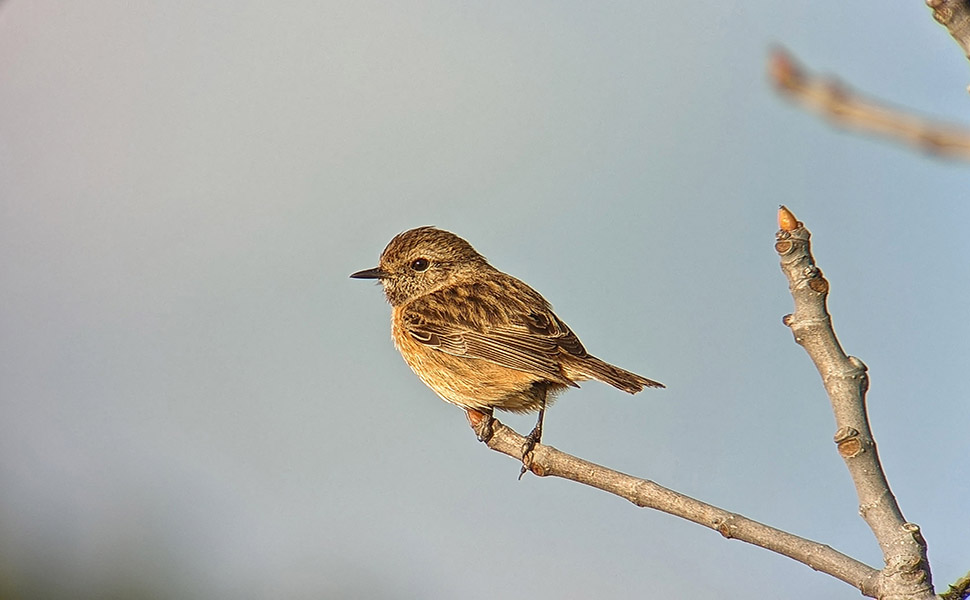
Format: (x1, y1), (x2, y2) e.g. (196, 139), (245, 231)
(351, 226), (663, 465)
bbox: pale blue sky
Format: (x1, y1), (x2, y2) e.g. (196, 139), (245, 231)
(1, 2), (967, 599)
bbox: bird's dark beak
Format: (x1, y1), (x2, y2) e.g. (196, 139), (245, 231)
(349, 267), (387, 280)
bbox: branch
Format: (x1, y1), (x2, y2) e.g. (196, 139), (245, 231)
(927, 0), (970, 64)
(775, 206), (936, 600)
(465, 410), (879, 596)
(768, 47), (970, 161)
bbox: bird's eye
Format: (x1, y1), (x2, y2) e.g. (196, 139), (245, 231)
(410, 258), (430, 272)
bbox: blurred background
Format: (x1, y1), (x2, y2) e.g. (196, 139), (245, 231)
(1, 2), (967, 599)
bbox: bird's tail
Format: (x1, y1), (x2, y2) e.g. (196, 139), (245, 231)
(568, 356), (664, 394)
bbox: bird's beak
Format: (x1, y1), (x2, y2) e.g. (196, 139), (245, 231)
(349, 267), (387, 280)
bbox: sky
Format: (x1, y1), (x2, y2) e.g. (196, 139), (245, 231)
(1, 2), (967, 599)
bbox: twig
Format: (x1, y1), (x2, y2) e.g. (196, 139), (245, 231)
(927, 0), (970, 64)
(775, 206), (936, 600)
(768, 47), (970, 161)
(941, 571), (970, 600)
(466, 410), (880, 596)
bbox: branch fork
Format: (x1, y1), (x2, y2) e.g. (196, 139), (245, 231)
(462, 207), (950, 599)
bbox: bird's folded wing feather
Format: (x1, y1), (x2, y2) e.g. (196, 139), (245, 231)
(402, 287), (586, 387)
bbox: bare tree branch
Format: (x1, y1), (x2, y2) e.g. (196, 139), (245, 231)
(768, 47), (970, 161)
(775, 206), (936, 600)
(465, 208), (949, 599)
(927, 0), (970, 63)
(466, 410), (880, 596)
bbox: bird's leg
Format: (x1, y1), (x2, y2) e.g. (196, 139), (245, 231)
(518, 399), (546, 479)
(466, 408), (494, 443)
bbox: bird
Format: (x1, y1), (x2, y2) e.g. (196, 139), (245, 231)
(350, 226), (663, 471)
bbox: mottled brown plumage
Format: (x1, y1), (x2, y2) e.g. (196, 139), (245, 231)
(351, 226), (663, 459)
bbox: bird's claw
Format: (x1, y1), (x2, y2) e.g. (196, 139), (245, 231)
(517, 425), (542, 479)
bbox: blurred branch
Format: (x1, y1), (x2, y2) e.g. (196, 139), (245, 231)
(466, 410), (879, 596)
(941, 571), (970, 600)
(775, 207), (937, 600)
(928, 0), (970, 63)
(768, 47), (970, 161)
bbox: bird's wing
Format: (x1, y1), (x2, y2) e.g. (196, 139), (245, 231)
(401, 279), (586, 387)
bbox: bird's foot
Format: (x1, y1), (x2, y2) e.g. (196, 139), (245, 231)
(518, 422), (543, 480)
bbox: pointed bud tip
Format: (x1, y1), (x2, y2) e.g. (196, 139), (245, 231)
(778, 205), (799, 231)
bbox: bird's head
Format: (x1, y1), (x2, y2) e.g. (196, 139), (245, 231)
(350, 226), (489, 306)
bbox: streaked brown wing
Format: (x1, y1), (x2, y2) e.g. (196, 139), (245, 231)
(402, 285), (586, 387)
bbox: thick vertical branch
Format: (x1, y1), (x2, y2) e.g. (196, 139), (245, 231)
(775, 207), (936, 600)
